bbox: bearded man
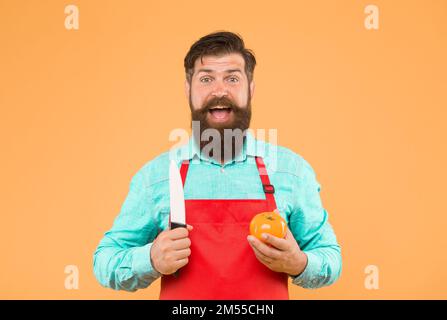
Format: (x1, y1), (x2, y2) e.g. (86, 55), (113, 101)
(93, 31), (342, 299)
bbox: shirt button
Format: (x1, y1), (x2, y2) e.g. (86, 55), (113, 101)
(220, 167), (225, 173)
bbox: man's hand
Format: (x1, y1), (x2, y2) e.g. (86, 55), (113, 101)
(247, 227), (308, 276)
(150, 225), (193, 275)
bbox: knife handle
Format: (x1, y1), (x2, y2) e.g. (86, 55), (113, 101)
(170, 221), (187, 230)
(170, 221), (187, 278)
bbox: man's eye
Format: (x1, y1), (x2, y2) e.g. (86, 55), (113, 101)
(200, 77), (212, 83)
(228, 77), (239, 82)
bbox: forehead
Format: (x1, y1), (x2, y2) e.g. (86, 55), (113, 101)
(193, 53), (245, 73)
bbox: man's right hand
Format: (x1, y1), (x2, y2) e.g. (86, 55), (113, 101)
(150, 224), (193, 275)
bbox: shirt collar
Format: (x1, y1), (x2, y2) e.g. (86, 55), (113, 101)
(178, 129), (265, 165)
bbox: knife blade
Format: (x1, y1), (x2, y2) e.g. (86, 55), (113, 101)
(169, 160), (186, 229)
(169, 160), (187, 278)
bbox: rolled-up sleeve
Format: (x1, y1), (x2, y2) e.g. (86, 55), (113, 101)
(288, 159), (342, 289)
(93, 169), (161, 292)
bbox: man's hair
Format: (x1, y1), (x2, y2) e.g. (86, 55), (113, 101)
(184, 31), (256, 83)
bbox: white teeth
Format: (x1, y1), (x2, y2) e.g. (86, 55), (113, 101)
(210, 106), (229, 110)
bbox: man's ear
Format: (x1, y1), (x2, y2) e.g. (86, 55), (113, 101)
(184, 79), (190, 100)
(250, 80), (255, 100)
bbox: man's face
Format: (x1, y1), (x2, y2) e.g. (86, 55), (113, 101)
(186, 53), (255, 130)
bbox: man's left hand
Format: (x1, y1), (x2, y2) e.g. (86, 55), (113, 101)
(247, 228), (308, 277)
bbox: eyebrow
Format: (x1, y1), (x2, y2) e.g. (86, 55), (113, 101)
(196, 68), (243, 75)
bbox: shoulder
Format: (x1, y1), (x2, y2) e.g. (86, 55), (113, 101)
(132, 150), (173, 188)
(261, 141), (317, 181)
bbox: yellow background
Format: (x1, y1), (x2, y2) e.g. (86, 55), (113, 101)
(1, 0), (446, 299)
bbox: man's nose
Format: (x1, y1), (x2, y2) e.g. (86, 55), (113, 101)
(211, 82), (228, 98)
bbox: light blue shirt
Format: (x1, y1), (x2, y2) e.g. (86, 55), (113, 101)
(93, 132), (342, 292)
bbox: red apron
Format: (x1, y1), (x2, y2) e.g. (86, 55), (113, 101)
(160, 156), (289, 300)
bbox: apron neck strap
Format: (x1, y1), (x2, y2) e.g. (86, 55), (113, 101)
(255, 156), (277, 210)
(180, 160), (189, 186)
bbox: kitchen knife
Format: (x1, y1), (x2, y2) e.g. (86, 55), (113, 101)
(169, 160), (187, 277)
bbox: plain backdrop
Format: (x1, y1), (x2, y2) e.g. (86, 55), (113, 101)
(0, 0), (446, 299)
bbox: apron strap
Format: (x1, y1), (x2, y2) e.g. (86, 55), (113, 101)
(178, 157), (277, 211)
(255, 156), (278, 211)
(180, 160), (190, 186)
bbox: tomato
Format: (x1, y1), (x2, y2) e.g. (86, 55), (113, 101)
(249, 211), (287, 242)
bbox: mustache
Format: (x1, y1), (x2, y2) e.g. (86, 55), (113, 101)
(201, 96), (238, 112)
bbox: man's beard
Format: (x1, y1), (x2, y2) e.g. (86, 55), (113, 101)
(189, 91), (252, 163)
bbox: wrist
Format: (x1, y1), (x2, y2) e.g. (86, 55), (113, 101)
(289, 251), (308, 277)
(149, 244), (162, 275)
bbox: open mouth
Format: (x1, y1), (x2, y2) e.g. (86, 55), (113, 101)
(208, 106), (233, 122)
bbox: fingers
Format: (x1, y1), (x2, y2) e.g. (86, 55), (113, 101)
(152, 225), (193, 275)
(168, 226), (191, 240)
(172, 237), (191, 250)
(252, 245), (274, 264)
(174, 248), (191, 260)
(261, 233), (289, 251)
(171, 246), (191, 274)
(247, 235), (281, 259)
(175, 257), (189, 269)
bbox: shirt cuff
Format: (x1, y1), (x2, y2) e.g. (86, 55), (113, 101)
(132, 243), (162, 279)
(290, 250), (322, 288)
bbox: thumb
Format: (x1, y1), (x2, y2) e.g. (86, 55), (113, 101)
(187, 224), (194, 231)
